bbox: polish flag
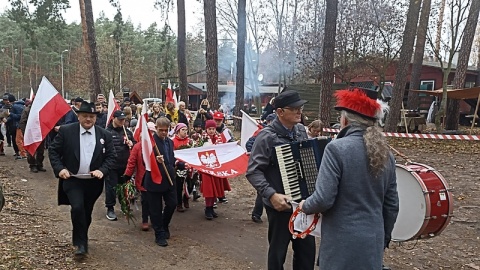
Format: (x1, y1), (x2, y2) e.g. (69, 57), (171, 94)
(133, 101), (148, 142)
(106, 89), (120, 127)
(174, 142), (248, 178)
(172, 90), (178, 108)
(140, 112), (163, 184)
(220, 128), (232, 142)
(24, 77), (71, 156)
(165, 80), (174, 105)
(240, 110), (263, 150)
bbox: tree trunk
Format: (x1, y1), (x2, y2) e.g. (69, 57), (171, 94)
(384, 0), (422, 132)
(234, 0), (246, 131)
(435, 0), (446, 53)
(177, 0), (188, 104)
(318, 0), (338, 127)
(446, 0), (480, 130)
(204, 0), (219, 110)
(80, 0), (102, 101)
(407, 0), (432, 110)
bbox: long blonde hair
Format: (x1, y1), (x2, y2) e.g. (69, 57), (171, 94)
(342, 111), (389, 177)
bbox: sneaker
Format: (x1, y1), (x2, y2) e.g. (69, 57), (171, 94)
(218, 197), (228, 204)
(15, 156), (23, 160)
(155, 238), (168, 247)
(252, 216), (263, 223)
(141, 223), (149, 231)
(30, 167), (38, 173)
(213, 202), (217, 208)
(106, 209), (117, 221)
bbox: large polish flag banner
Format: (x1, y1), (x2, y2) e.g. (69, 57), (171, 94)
(174, 142), (248, 178)
(24, 76), (71, 156)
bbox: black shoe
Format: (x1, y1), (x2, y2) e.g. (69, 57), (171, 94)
(0, 152), (5, 156)
(30, 167), (38, 173)
(162, 228), (170, 239)
(382, 265), (391, 270)
(7, 144), (11, 147)
(37, 166), (47, 172)
(106, 208), (117, 221)
(74, 245), (87, 258)
(212, 209), (218, 218)
(155, 238), (168, 247)
(205, 207), (213, 220)
(218, 197), (228, 204)
(252, 216), (263, 223)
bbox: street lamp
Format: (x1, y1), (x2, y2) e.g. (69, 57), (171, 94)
(110, 35), (122, 93)
(61, 49), (68, 98)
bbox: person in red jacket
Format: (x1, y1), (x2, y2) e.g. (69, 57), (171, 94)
(123, 122), (157, 231)
(199, 120), (231, 220)
(171, 123), (193, 212)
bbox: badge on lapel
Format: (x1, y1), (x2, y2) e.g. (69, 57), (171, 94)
(100, 138), (105, 145)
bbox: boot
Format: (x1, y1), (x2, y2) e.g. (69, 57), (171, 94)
(37, 165), (47, 172)
(205, 207), (213, 220)
(183, 197), (189, 209)
(211, 208), (218, 218)
(30, 166), (38, 173)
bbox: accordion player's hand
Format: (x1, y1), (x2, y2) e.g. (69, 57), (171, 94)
(270, 193), (292, 211)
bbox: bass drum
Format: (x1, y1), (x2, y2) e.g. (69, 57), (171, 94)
(392, 162), (453, 242)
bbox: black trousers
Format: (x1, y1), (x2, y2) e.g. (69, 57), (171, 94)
(7, 127), (18, 153)
(105, 168), (126, 208)
(27, 140), (44, 168)
(265, 205), (316, 270)
(175, 175), (187, 205)
(63, 178), (104, 247)
(252, 192), (264, 218)
(147, 189), (176, 240)
(140, 191), (150, 223)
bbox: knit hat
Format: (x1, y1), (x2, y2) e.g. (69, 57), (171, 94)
(334, 88), (385, 120)
(205, 120), (216, 129)
(193, 118), (202, 128)
(174, 123), (187, 133)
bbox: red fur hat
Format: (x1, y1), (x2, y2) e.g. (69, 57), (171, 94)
(334, 88), (381, 119)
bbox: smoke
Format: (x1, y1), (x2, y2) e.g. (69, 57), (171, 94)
(219, 91), (236, 114)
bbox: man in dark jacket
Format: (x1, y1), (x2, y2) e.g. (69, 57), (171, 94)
(6, 95), (25, 158)
(64, 97), (83, 124)
(19, 104), (46, 172)
(145, 117), (176, 247)
(246, 91), (315, 270)
(94, 102), (107, 128)
(105, 110), (135, 221)
(48, 101), (116, 258)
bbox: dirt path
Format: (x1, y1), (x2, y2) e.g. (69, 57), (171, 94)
(1, 138), (479, 269)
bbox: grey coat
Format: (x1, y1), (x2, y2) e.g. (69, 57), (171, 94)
(302, 125), (399, 270)
(246, 118), (307, 209)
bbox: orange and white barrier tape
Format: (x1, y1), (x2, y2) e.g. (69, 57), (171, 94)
(322, 128), (480, 141)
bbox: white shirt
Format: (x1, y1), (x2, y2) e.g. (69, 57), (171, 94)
(78, 125), (96, 174)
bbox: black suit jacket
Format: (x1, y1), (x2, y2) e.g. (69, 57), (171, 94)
(49, 123), (117, 205)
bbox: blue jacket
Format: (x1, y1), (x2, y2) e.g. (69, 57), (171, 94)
(7, 101), (25, 128)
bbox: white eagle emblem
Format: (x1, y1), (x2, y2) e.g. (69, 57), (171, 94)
(198, 150), (220, 169)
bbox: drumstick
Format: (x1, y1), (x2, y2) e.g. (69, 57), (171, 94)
(388, 144), (412, 164)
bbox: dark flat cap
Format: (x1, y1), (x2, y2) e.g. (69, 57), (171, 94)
(273, 91), (307, 109)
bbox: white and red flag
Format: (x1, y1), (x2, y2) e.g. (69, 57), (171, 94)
(220, 128), (232, 142)
(140, 111), (163, 184)
(133, 101), (148, 142)
(174, 142), (248, 178)
(106, 89), (120, 127)
(24, 76), (71, 156)
(240, 110), (262, 150)
(165, 80), (175, 105)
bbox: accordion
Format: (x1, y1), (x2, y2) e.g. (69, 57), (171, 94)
(275, 137), (330, 202)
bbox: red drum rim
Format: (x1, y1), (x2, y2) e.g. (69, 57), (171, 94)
(288, 207), (320, 239)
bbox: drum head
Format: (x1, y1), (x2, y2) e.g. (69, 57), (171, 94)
(391, 166), (428, 241)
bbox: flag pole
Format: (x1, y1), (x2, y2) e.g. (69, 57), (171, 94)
(153, 144), (174, 186)
(122, 126), (132, 149)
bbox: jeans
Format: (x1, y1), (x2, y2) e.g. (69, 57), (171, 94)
(265, 205), (316, 270)
(105, 169), (126, 209)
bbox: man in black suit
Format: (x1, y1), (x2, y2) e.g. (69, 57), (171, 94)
(49, 101), (116, 258)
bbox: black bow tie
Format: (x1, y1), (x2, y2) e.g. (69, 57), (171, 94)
(82, 130), (91, 135)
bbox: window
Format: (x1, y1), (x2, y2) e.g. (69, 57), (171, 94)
(420, 80), (435, 90)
